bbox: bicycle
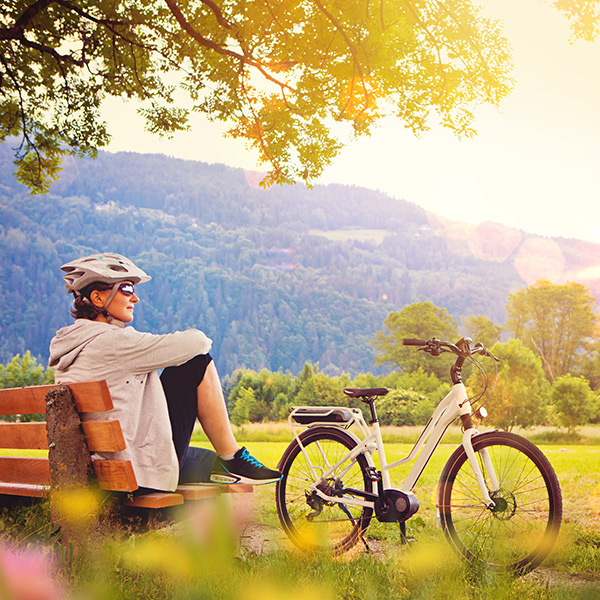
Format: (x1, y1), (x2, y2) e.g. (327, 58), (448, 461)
(275, 337), (562, 574)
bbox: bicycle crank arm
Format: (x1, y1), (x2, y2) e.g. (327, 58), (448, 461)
(341, 488), (379, 502)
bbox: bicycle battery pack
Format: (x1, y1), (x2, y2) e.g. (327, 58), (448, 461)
(291, 407), (354, 428)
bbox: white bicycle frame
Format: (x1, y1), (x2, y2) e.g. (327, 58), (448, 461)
(288, 381), (499, 511)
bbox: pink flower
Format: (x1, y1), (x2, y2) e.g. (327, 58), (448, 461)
(0, 544), (64, 600)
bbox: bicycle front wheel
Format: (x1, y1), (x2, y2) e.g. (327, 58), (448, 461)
(276, 427), (373, 554)
(438, 431), (562, 574)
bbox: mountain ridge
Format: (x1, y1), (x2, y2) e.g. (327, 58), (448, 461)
(1, 145), (598, 375)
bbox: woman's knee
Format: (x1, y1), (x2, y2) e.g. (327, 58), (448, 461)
(161, 353), (213, 391)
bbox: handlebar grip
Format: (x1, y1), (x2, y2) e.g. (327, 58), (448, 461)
(402, 338), (428, 346)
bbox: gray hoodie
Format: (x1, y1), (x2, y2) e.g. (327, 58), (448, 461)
(49, 319), (212, 491)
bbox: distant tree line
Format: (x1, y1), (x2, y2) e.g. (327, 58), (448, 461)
(220, 355), (599, 434)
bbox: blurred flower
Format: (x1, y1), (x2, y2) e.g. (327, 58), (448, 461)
(0, 544), (64, 600)
(117, 535), (195, 581)
(51, 488), (101, 531)
(243, 578), (333, 600)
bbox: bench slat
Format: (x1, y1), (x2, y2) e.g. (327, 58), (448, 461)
(0, 458), (50, 485)
(92, 459), (138, 492)
(0, 381), (113, 416)
(0, 458), (139, 493)
(0, 420), (126, 452)
(83, 421), (127, 451)
(0, 422), (48, 449)
(0, 482), (48, 498)
(125, 492), (184, 508)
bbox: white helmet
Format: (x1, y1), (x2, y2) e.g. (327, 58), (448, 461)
(61, 253), (151, 294)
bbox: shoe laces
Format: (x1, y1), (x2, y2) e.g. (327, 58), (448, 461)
(240, 447), (264, 468)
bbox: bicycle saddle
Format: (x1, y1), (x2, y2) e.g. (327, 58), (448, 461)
(343, 387), (389, 399)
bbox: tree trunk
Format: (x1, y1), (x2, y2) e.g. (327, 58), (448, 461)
(45, 385), (99, 548)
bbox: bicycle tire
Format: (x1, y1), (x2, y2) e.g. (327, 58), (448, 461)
(438, 430), (562, 574)
(276, 426), (373, 554)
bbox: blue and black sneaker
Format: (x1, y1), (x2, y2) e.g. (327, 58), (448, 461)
(210, 447), (282, 485)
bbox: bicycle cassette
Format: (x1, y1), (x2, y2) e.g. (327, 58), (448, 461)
(375, 489), (420, 523)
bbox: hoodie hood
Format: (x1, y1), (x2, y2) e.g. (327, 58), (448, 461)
(49, 319), (123, 371)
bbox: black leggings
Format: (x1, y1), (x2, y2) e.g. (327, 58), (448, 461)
(160, 353), (217, 484)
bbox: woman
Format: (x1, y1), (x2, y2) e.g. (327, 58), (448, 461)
(48, 252), (280, 492)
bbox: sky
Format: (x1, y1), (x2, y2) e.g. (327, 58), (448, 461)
(102, 1), (600, 245)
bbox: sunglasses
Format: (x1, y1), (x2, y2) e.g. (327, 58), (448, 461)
(98, 282), (136, 296)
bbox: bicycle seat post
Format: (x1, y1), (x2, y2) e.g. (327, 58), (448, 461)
(362, 397), (378, 424)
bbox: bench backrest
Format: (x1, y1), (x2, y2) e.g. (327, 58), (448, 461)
(0, 381), (139, 494)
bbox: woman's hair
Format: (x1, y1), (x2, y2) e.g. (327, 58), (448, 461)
(70, 282), (108, 320)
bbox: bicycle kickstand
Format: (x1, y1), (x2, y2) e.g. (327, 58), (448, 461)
(399, 521), (416, 545)
(360, 532), (371, 553)
(338, 502), (371, 553)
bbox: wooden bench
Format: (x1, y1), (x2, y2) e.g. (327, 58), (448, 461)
(0, 381), (251, 512)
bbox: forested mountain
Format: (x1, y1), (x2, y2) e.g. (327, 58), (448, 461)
(0, 144), (596, 375)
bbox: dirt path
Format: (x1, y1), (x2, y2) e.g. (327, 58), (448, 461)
(524, 566), (600, 590)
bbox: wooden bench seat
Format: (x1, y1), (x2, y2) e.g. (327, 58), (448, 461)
(0, 381), (252, 511)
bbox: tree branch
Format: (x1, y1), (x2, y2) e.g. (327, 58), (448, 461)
(0, 0), (55, 40)
(0, 1), (82, 67)
(311, 0), (365, 78)
(199, 0), (235, 31)
(262, 0), (291, 41)
(1, 0), (178, 74)
(529, 333), (555, 382)
(164, 0), (294, 92)
(433, 0), (504, 96)
(20, 36), (84, 67)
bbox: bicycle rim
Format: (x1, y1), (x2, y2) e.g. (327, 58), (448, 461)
(438, 431), (562, 574)
(276, 427), (373, 554)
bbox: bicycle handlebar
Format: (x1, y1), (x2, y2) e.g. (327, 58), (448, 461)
(402, 337), (499, 361)
(402, 338), (428, 346)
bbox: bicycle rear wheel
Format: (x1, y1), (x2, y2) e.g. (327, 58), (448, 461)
(438, 431), (562, 574)
(276, 427), (373, 554)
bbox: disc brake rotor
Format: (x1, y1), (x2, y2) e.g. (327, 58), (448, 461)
(489, 489), (517, 520)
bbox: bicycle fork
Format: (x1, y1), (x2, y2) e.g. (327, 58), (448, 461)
(462, 427), (498, 509)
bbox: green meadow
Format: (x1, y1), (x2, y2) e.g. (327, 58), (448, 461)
(1, 426), (599, 599)
(223, 434), (600, 548)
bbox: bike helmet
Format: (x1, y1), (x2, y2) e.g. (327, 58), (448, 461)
(61, 253), (151, 294)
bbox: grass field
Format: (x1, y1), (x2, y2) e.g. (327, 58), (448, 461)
(191, 422), (600, 446)
(213, 438), (600, 537)
(1, 425), (599, 599)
